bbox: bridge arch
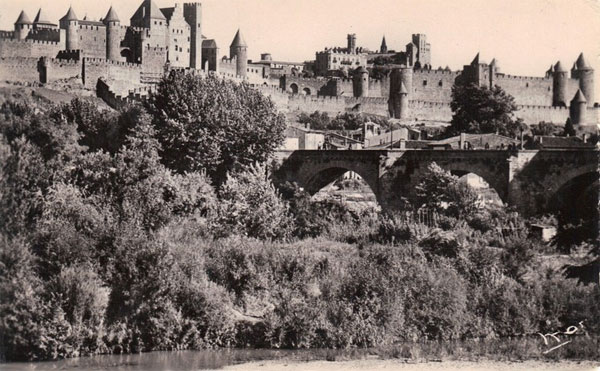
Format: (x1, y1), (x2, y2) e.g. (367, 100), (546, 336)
(435, 162), (509, 203)
(290, 83), (299, 95)
(302, 87), (312, 96)
(544, 165), (599, 218)
(544, 164), (599, 201)
(294, 162), (381, 205)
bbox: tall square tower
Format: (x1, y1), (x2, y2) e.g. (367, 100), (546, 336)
(184, 3), (202, 69)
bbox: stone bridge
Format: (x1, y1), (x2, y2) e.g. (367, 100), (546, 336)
(273, 149), (600, 216)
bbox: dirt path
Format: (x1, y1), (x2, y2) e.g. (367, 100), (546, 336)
(223, 359), (599, 371)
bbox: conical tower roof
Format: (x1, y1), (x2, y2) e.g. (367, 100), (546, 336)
(554, 61), (566, 72)
(33, 8), (53, 24)
(103, 6), (120, 23)
(381, 36), (387, 48)
(60, 6), (78, 22)
(571, 89), (587, 103)
(230, 29), (247, 48)
(471, 53), (480, 65)
(131, 0), (166, 22)
(575, 53), (591, 70)
(15, 10), (32, 24)
(400, 82), (408, 94)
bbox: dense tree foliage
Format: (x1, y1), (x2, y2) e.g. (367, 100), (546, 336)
(0, 80), (598, 362)
(414, 163), (478, 218)
(448, 82), (527, 137)
(146, 71), (286, 183)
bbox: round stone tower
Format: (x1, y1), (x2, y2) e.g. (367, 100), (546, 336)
(569, 89), (587, 125)
(14, 11), (32, 40)
(552, 61), (568, 107)
(229, 29), (248, 78)
(103, 6), (121, 61)
(398, 82), (409, 119)
(353, 66), (369, 97)
(399, 66), (413, 101)
(59, 6), (79, 50)
(389, 68), (411, 119)
(572, 53), (594, 107)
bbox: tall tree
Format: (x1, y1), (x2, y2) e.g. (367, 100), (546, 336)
(448, 82), (526, 137)
(146, 71), (286, 184)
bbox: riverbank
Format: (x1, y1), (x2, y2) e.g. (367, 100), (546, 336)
(224, 359), (600, 371)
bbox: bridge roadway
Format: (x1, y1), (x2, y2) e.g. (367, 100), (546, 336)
(273, 148), (600, 216)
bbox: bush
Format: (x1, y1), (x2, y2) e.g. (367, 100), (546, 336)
(216, 163), (292, 240)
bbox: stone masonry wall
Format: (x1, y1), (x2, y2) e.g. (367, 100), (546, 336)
(78, 25), (106, 59)
(0, 57), (39, 83)
(42, 58), (81, 83)
(0, 39), (63, 58)
(412, 69), (458, 103)
(82, 58), (142, 89)
(494, 74), (552, 106)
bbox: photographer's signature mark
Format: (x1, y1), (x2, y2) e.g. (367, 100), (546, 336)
(538, 321), (585, 354)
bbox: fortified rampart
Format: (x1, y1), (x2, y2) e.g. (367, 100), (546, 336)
(408, 100), (452, 121)
(82, 58), (142, 89)
(0, 57), (40, 83)
(493, 75), (552, 106)
(40, 57), (81, 83)
(515, 105), (570, 125)
(0, 38), (64, 58)
(411, 69), (459, 103)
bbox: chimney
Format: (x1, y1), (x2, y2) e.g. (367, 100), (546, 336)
(399, 139), (406, 149)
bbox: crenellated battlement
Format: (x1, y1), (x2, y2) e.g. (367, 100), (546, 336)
(0, 38), (60, 46)
(318, 49), (367, 56)
(345, 96), (388, 104)
(0, 31), (13, 39)
(28, 28), (61, 38)
(409, 100), (451, 108)
(516, 104), (569, 111)
(414, 69), (460, 76)
(496, 74), (549, 81)
(44, 57), (81, 66)
(57, 49), (82, 60)
(183, 2), (202, 8)
(220, 57), (237, 66)
(289, 95), (346, 103)
(145, 45), (166, 52)
(83, 57), (142, 69)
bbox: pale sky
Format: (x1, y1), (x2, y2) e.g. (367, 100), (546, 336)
(1, 0), (599, 94)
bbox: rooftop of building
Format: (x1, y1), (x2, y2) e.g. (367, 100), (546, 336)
(33, 8), (56, 25)
(131, 0), (166, 22)
(230, 29), (247, 48)
(531, 136), (596, 149)
(15, 10), (32, 24)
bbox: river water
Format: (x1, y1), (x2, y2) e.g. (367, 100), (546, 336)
(2, 348), (375, 371)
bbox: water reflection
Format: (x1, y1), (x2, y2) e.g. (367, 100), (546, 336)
(2, 348), (375, 371)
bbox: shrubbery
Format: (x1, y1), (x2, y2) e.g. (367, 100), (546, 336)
(1, 79), (598, 362)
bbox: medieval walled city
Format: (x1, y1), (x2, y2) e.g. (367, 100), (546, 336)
(0, 1), (599, 370)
